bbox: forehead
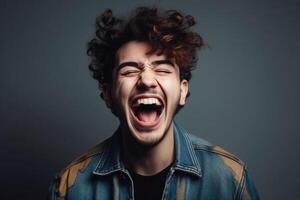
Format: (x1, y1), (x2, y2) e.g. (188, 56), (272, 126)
(116, 41), (167, 64)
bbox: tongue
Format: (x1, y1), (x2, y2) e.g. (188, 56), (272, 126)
(136, 110), (157, 122)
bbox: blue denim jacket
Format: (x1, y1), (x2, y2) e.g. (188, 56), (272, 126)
(48, 122), (259, 199)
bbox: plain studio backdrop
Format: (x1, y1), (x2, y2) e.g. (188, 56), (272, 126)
(1, 0), (299, 199)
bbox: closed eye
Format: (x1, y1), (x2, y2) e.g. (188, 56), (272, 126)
(155, 69), (172, 74)
(152, 60), (174, 75)
(117, 62), (141, 77)
(120, 69), (140, 76)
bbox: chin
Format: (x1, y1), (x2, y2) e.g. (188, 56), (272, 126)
(129, 127), (166, 147)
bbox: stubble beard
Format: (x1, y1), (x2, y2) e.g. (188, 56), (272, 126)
(120, 119), (172, 151)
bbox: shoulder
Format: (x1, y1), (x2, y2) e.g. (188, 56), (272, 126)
(187, 133), (245, 184)
(183, 132), (259, 199)
(53, 137), (112, 198)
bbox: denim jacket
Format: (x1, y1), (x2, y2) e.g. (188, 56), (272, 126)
(48, 122), (259, 200)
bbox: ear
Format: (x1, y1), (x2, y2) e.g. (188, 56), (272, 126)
(100, 83), (112, 108)
(179, 80), (189, 106)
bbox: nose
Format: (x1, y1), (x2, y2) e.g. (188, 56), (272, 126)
(137, 68), (157, 90)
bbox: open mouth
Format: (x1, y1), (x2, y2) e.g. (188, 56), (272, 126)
(130, 97), (164, 128)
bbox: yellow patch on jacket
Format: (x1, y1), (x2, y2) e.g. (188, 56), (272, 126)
(212, 146), (244, 183)
(56, 139), (110, 197)
(58, 158), (91, 197)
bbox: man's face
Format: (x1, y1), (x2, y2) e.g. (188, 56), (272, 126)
(103, 41), (188, 146)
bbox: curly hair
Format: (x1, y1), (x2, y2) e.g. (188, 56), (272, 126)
(87, 7), (204, 89)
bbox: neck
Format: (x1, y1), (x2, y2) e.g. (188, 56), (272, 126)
(121, 124), (175, 176)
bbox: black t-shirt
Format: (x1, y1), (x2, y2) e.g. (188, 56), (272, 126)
(129, 165), (171, 200)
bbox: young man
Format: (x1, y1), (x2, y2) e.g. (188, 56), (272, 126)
(48, 7), (259, 200)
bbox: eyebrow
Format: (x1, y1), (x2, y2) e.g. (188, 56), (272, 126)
(152, 60), (175, 67)
(117, 59), (174, 70)
(117, 61), (139, 70)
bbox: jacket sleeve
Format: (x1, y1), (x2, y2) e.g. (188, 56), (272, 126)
(47, 175), (64, 200)
(236, 167), (260, 200)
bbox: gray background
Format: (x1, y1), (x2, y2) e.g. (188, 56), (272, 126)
(1, 0), (299, 199)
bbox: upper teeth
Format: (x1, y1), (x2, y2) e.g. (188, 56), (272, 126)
(137, 98), (161, 105)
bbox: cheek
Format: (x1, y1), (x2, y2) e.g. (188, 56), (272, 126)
(160, 77), (181, 98)
(113, 79), (135, 104)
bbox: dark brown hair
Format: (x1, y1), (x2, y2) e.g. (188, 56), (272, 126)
(87, 7), (204, 89)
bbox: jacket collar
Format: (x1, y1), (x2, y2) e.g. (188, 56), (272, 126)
(172, 122), (202, 177)
(93, 122), (202, 177)
(93, 128), (125, 176)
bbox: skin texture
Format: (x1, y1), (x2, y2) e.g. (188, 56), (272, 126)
(102, 41), (189, 175)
